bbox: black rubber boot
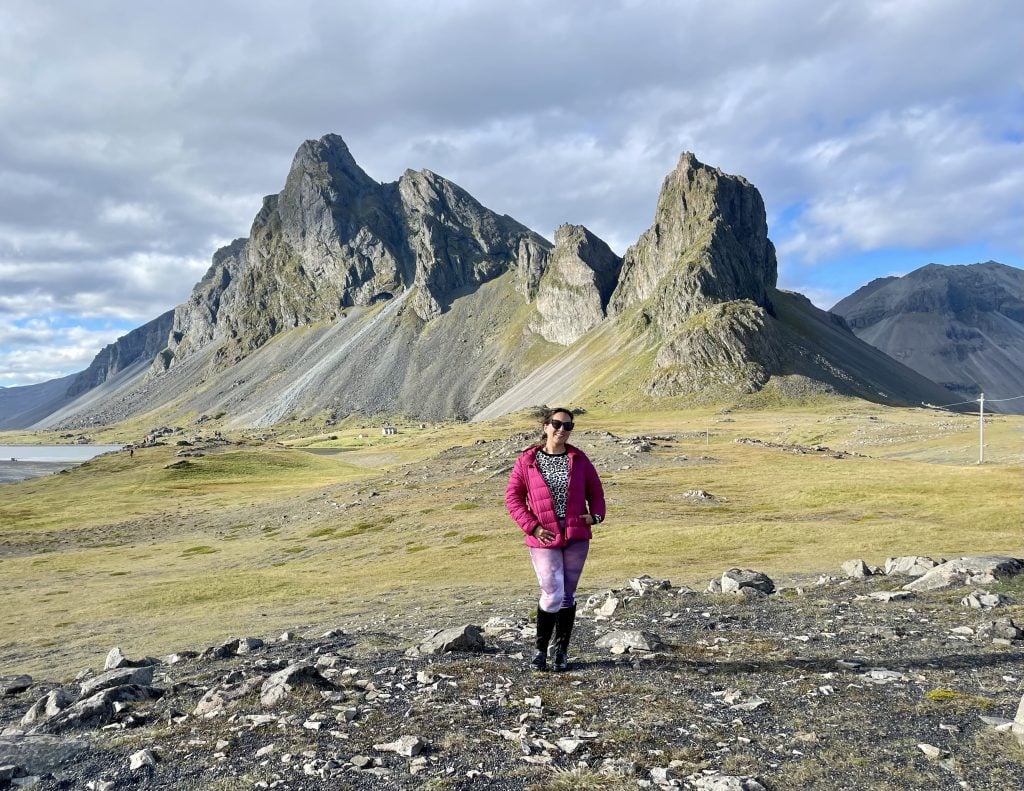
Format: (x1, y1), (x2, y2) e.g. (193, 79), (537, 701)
(532, 607), (557, 671)
(552, 604), (577, 672)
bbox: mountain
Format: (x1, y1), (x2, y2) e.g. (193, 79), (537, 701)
(832, 262), (1024, 414)
(8, 136), (958, 430)
(0, 311), (173, 430)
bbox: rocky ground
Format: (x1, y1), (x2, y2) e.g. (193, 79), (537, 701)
(2, 558), (1023, 791)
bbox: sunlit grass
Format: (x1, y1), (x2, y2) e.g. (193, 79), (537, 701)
(0, 400), (1021, 676)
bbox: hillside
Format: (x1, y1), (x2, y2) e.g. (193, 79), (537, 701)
(833, 262), (1024, 414)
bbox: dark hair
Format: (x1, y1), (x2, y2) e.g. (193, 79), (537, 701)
(538, 406), (575, 438)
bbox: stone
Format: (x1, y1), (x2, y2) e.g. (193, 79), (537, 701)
(102, 648), (157, 671)
(841, 559), (872, 578)
(33, 685), (163, 734)
(903, 556), (1024, 592)
(629, 576), (672, 595)
(729, 695), (768, 711)
(720, 568), (775, 595)
(372, 735), (427, 757)
(557, 738), (582, 754)
(194, 676), (264, 717)
(0, 676), (33, 696)
(19, 690), (74, 728)
(594, 630), (664, 653)
(236, 637), (265, 654)
(129, 749), (157, 771)
(407, 625), (485, 656)
(867, 590), (915, 602)
(692, 776), (767, 791)
(961, 590), (1009, 609)
(80, 666), (154, 698)
(0, 735), (90, 776)
(207, 639), (242, 659)
(979, 618), (1024, 641)
(260, 663), (331, 707)
(350, 755), (373, 769)
(705, 578), (723, 593)
(595, 598), (620, 617)
(884, 556), (941, 576)
(1012, 694), (1024, 745)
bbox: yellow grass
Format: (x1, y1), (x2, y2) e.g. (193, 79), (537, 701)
(1, 400), (1022, 677)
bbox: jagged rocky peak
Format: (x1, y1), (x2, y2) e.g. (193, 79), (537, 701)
(531, 224), (623, 345)
(153, 133), (552, 373)
(397, 168), (551, 320)
(609, 151), (777, 335)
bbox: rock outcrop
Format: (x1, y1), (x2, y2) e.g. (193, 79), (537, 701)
(531, 224), (622, 345)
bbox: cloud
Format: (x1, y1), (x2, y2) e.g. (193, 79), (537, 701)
(0, 316), (134, 386)
(0, 0), (1021, 383)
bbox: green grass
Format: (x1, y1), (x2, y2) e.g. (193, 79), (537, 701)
(1, 401), (1022, 676)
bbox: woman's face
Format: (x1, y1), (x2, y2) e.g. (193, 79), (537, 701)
(544, 411), (574, 443)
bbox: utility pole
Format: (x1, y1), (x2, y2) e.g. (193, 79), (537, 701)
(978, 393), (984, 465)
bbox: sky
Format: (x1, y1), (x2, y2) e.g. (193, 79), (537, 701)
(1, 1), (1022, 388)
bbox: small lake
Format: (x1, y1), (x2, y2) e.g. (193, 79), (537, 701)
(0, 444), (123, 484)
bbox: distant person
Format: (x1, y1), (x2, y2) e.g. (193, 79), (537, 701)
(506, 407), (606, 671)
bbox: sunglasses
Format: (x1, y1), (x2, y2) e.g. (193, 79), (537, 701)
(547, 419), (574, 431)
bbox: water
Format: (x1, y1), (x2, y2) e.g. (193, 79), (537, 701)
(0, 444), (123, 484)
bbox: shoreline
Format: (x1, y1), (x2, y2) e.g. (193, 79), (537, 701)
(0, 460), (75, 485)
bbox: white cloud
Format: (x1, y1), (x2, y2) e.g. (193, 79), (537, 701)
(0, 0), (1021, 384)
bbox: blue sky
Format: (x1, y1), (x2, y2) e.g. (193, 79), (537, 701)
(1, 0), (1022, 387)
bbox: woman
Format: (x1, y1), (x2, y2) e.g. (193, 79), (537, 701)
(506, 407), (606, 671)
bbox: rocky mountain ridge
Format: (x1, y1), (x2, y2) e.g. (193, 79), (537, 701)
(832, 262), (1024, 414)
(8, 135), (958, 430)
(2, 557), (1023, 790)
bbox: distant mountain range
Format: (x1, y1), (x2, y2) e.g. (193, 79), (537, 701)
(832, 262), (1024, 414)
(0, 134), (960, 430)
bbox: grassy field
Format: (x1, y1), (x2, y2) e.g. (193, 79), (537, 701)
(1, 400), (1021, 677)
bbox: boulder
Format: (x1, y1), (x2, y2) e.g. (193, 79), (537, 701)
(594, 630), (664, 653)
(978, 618), (1023, 641)
(80, 666), (154, 698)
(595, 598), (620, 617)
(961, 591), (1009, 609)
(841, 559), (872, 578)
(721, 568), (775, 595)
(884, 556), (941, 577)
(372, 735), (428, 757)
(902, 556), (1024, 592)
(0, 735), (89, 777)
(103, 648), (158, 671)
(32, 685), (162, 734)
(259, 663), (331, 707)
(19, 690), (74, 728)
(406, 625), (485, 656)
(0, 676), (33, 696)
(629, 576), (672, 595)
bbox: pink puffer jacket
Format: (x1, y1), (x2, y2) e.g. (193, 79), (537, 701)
(506, 444), (606, 549)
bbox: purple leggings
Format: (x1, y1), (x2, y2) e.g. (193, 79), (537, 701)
(529, 540), (590, 613)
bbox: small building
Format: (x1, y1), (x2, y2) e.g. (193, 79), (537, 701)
(381, 427), (398, 436)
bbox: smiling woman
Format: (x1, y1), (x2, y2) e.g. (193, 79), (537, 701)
(505, 407), (606, 672)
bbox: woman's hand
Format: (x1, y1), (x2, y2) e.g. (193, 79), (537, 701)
(580, 514), (594, 525)
(532, 525), (556, 544)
